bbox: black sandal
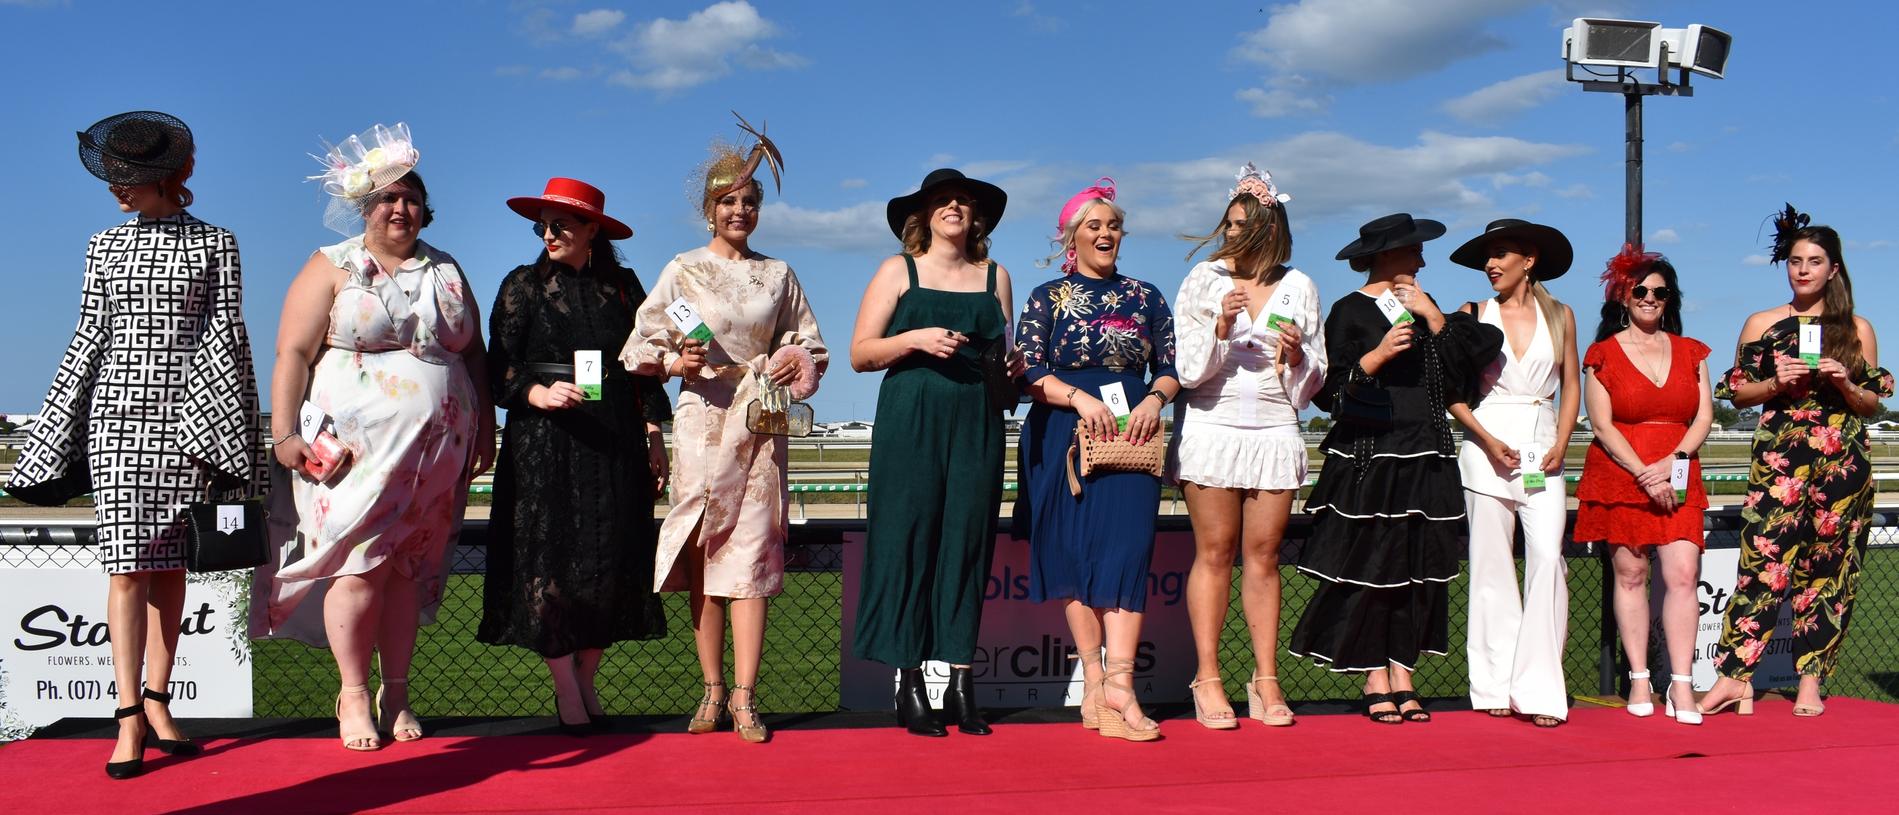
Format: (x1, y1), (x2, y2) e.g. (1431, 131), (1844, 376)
(142, 687), (202, 756)
(1390, 690), (1431, 722)
(1362, 692), (1402, 725)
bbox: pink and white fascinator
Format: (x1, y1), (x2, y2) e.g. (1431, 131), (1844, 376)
(307, 122), (421, 235)
(1228, 162), (1291, 207)
(1056, 177), (1117, 274)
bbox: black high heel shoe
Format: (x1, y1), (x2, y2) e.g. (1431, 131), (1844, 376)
(895, 668), (946, 737)
(142, 687), (202, 756)
(551, 691), (592, 737)
(942, 666), (991, 735)
(105, 704), (146, 780)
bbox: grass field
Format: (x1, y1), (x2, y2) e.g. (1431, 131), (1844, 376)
(248, 550), (1899, 718)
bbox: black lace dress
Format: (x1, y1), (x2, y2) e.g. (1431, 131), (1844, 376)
(1290, 292), (1501, 671)
(477, 258), (671, 657)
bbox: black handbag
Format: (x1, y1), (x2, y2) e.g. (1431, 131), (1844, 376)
(979, 339), (1021, 413)
(184, 501), (268, 573)
(1336, 379), (1394, 433)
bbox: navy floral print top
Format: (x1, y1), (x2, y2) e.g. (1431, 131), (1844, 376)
(1017, 272), (1177, 384)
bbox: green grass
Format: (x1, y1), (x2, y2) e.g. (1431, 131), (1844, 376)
(249, 551), (1899, 717)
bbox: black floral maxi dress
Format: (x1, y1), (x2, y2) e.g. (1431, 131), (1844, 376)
(1712, 315), (1893, 680)
(478, 259), (672, 657)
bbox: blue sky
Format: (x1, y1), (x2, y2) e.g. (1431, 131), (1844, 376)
(3, 0), (1896, 422)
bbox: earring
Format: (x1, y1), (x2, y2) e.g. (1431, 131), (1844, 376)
(1619, 308), (1630, 329)
(706, 220), (715, 233)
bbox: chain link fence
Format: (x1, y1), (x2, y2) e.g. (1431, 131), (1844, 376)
(4, 505), (1896, 719)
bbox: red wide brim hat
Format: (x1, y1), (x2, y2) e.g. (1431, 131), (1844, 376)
(507, 177), (633, 240)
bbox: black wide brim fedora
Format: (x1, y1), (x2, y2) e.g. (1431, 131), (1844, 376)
(77, 111), (194, 186)
(1335, 213), (1447, 262)
(885, 168), (1007, 240)
(1450, 218), (1574, 280)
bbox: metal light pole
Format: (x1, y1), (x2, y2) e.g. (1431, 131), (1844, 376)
(1568, 40), (1695, 249)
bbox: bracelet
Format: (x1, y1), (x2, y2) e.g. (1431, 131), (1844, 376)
(1065, 385), (1081, 404)
(1145, 389), (1168, 406)
(269, 431), (298, 447)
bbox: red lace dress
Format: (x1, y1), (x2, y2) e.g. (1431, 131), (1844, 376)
(1573, 334), (1710, 548)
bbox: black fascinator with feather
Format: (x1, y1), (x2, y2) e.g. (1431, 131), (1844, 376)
(1768, 202), (1812, 264)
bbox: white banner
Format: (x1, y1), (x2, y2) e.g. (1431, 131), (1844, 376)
(840, 531), (1196, 710)
(1653, 546), (1796, 691)
(1, 568), (253, 733)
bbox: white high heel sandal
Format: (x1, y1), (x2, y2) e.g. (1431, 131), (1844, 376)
(1625, 670), (1655, 718)
(1663, 674), (1702, 726)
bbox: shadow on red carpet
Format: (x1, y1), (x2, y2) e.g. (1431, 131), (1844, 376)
(3, 697), (1897, 813)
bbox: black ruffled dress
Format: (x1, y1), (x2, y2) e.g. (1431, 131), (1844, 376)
(1290, 291), (1501, 671)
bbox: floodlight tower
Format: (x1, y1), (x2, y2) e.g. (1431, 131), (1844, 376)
(1563, 19), (1732, 247)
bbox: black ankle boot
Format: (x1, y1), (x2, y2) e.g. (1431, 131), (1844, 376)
(894, 668), (946, 737)
(942, 667), (992, 735)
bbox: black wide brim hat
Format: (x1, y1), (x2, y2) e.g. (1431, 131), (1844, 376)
(1335, 213), (1447, 262)
(1450, 218), (1574, 281)
(77, 111), (194, 186)
(885, 168), (1007, 240)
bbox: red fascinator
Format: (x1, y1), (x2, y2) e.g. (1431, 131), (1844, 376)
(1601, 243), (1662, 302)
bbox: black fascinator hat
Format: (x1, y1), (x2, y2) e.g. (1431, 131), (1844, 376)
(76, 111), (194, 186)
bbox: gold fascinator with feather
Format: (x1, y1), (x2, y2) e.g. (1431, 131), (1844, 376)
(688, 111), (784, 217)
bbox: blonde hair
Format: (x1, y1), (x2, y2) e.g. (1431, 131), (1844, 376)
(1530, 281), (1567, 353)
(1038, 198), (1128, 270)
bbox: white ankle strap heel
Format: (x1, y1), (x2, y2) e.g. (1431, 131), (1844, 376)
(1664, 675), (1702, 726)
(1625, 671), (1654, 718)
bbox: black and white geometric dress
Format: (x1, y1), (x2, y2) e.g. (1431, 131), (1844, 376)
(7, 213), (262, 574)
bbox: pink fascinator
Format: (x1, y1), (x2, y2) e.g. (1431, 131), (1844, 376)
(1229, 162), (1291, 206)
(1057, 177), (1117, 274)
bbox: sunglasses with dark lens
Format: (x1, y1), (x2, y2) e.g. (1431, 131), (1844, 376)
(532, 220), (571, 239)
(1631, 285), (1674, 301)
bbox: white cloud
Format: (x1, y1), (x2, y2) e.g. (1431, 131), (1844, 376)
(608, 2), (806, 92)
(1236, 75), (1331, 118)
(1443, 70), (1566, 125)
(1667, 141), (1693, 153)
(1649, 228), (1680, 244)
(539, 66), (590, 81)
(1011, 1), (1064, 32)
(1848, 239), (1894, 251)
(766, 131), (1585, 254)
(1742, 254), (1772, 266)
(753, 201), (890, 253)
(926, 153), (956, 167)
(494, 65), (532, 77)
(572, 9), (626, 36)
(1234, 0), (1532, 84)
(839, 178), (868, 190)
(1554, 184), (1593, 199)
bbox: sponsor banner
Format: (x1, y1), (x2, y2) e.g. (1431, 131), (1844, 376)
(840, 531), (1196, 710)
(1, 568), (253, 732)
(1654, 547), (1795, 691)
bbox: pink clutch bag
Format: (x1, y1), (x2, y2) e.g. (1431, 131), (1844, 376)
(302, 431), (351, 482)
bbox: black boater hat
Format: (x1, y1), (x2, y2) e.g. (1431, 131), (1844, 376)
(77, 111), (194, 186)
(1335, 213), (1447, 267)
(1449, 218), (1574, 281)
(885, 168), (1008, 240)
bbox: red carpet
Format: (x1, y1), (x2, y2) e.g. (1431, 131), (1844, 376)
(4, 697), (1897, 814)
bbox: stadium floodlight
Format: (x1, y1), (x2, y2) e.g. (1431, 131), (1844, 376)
(1660, 24), (1733, 79)
(1563, 17), (1732, 394)
(1563, 18), (1663, 69)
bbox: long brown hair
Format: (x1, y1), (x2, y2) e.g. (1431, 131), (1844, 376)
(1793, 225), (1864, 372)
(900, 209), (991, 262)
(1182, 193), (1291, 275)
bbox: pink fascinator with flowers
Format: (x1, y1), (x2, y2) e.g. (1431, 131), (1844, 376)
(1056, 177), (1117, 274)
(1229, 162), (1291, 206)
(1601, 243), (1663, 302)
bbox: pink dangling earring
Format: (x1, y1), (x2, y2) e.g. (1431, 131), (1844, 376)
(1061, 247), (1077, 274)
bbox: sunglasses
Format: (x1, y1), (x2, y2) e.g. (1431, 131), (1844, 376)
(1631, 285), (1674, 301)
(532, 220), (574, 239)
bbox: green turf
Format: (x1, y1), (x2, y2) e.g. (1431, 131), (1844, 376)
(248, 550), (1898, 717)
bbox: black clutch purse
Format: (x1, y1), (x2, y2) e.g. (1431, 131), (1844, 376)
(1336, 379), (1394, 433)
(979, 339), (1021, 413)
(184, 501), (268, 573)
